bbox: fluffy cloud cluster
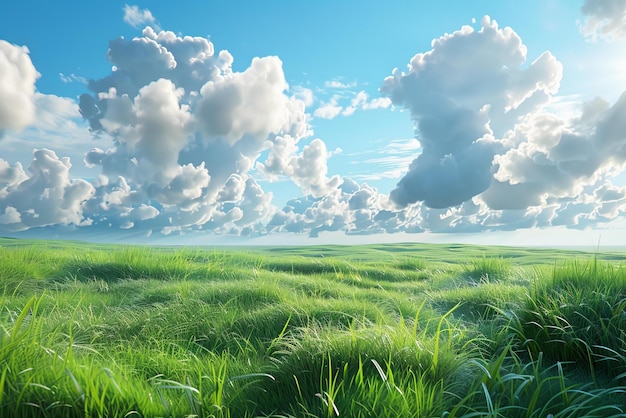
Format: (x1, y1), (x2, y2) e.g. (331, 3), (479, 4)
(0, 20), (321, 236)
(482, 95), (626, 210)
(0, 42), (97, 232)
(258, 137), (341, 197)
(72, 25), (316, 236)
(268, 15), (626, 238)
(0, 150), (94, 231)
(364, 15), (626, 235)
(2, 12), (626, 240)
(0, 41), (38, 135)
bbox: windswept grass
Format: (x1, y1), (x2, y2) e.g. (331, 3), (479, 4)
(516, 258), (626, 381)
(1, 238), (625, 416)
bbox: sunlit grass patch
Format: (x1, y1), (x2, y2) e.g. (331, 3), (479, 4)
(0, 246), (56, 296)
(429, 283), (527, 321)
(393, 256), (427, 272)
(462, 255), (512, 283)
(61, 248), (208, 282)
(263, 255), (353, 275)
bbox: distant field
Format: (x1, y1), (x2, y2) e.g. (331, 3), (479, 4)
(1, 238), (625, 417)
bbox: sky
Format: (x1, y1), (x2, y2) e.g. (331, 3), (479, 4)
(2, 0), (626, 247)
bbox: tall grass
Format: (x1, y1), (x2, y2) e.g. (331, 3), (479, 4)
(462, 255), (512, 283)
(517, 259), (626, 380)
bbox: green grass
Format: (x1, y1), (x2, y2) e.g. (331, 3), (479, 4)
(0, 238), (625, 416)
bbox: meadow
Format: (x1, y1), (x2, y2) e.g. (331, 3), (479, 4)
(1, 237), (626, 417)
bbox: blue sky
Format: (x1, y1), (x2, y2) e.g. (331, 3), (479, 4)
(2, 0), (626, 246)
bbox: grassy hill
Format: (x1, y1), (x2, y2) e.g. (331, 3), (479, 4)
(1, 238), (625, 417)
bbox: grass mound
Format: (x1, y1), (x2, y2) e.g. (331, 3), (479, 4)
(516, 259), (626, 380)
(252, 317), (475, 417)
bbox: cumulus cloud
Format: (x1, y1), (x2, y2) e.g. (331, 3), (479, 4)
(258, 136), (341, 197)
(594, 182), (626, 218)
(197, 56), (300, 145)
(0, 41), (39, 135)
(71, 26), (312, 236)
(0, 206), (21, 225)
(0, 150), (94, 231)
(291, 86), (314, 108)
(481, 93), (626, 210)
(113, 79), (192, 179)
(383, 16), (562, 209)
(580, 0), (626, 41)
(117, 203), (160, 229)
(34, 93), (81, 131)
(81, 26), (233, 108)
(267, 179), (414, 238)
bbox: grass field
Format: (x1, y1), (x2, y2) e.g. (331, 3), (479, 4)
(1, 237), (626, 417)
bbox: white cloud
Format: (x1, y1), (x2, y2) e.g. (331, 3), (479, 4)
(217, 174), (246, 203)
(125, 79), (192, 177)
(291, 86), (314, 108)
(362, 97), (392, 110)
(580, 0), (626, 41)
(197, 56), (301, 145)
(258, 136), (340, 198)
(342, 90), (368, 116)
(0, 149), (94, 231)
(0, 41), (39, 134)
(313, 96), (343, 120)
(33, 93), (80, 131)
(0, 206), (21, 225)
(0, 158), (28, 193)
(290, 139), (341, 197)
(59, 73), (87, 85)
(324, 80), (356, 89)
(69, 26), (312, 236)
(370, 15), (626, 236)
(382, 15), (562, 209)
(268, 180), (405, 237)
(480, 92), (626, 210)
(123, 4), (157, 29)
(82, 26), (233, 105)
(313, 90), (390, 119)
(125, 204), (159, 221)
(595, 182), (626, 218)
